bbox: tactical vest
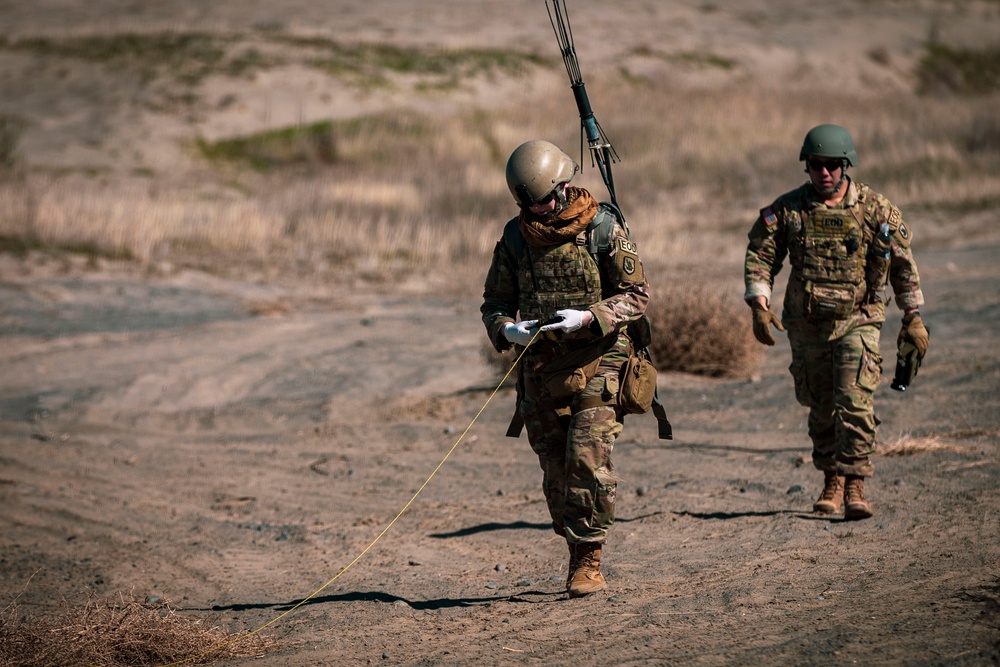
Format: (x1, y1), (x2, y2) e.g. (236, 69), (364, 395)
(502, 204), (618, 322)
(500, 203), (673, 440)
(790, 202), (868, 320)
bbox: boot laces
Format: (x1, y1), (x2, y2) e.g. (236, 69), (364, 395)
(575, 544), (601, 569)
(820, 475), (843, 501)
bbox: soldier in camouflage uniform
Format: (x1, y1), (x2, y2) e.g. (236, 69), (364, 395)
(481, 140), (649, 597)
(744, 124), (930, 520)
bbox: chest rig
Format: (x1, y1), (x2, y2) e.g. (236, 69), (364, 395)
(515, 235), (603, 323)
(790, 202), (868, 320)
(503, 205), (618, 323)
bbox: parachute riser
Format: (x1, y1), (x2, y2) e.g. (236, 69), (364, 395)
(546, 0), (621, 207)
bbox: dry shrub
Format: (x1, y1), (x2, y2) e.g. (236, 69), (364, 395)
(385, 395), (459, 422)
(244, 298), (294, 317)
(879, 433), (970, 457)
(0, 592), (274, 667)
(646, 282), (761, 378)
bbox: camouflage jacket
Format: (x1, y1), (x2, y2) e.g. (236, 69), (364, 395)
(744, 179), (923, 339)
(481, 202), (650, 353)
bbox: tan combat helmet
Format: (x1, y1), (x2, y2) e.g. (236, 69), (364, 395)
(505, 140), (578, 206)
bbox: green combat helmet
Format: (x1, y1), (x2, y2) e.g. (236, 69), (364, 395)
(505, 140), (578, 206)
(799, 124), (858, 167)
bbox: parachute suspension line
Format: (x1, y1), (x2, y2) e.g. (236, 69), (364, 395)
(548, 0), (582, 84)
(546, 0), (621, 207)
(153, 331), (543, 667)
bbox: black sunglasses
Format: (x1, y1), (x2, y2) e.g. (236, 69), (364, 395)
(532, 191), (557, 206)
(807, 158), (843, 173)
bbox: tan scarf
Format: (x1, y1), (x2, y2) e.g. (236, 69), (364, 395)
(518, 187), (599, 248)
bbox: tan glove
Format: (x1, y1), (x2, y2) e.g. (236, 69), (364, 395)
(752, 303), (785, 346)
(898, 312), (929, 359)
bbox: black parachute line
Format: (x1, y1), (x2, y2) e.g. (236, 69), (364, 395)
(546, 0), (620, 206)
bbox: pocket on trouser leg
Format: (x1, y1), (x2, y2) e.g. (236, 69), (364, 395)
(563, 470), (618, 542)
(592, 467), (618, 531)
(856, 336), (882, 393)
(790, 357), (813, 407)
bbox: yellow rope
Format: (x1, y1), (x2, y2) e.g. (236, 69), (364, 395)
(156, 333), (537, 667)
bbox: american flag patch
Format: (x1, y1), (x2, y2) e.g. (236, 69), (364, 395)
(762, 208), (778, 227)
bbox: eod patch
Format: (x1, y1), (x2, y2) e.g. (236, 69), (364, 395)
(616, 237), (641, 279)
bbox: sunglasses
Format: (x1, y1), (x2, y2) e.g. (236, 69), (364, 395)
(531, 191), (557, 206)
(807, 158), (843, 173)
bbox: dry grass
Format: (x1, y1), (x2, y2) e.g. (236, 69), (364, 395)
(385, 395), (460, 422)
(2, 83), (999, 282)
(0, 591), (275, 667)
(5, 75), (995, 378)
(244, 298), (295, 317)
(879, 432), (971, 457)
(1, 37), (999, 380)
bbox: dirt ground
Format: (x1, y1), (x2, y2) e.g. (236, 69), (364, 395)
(2, 2), (1000, 666)
(1, 239), (998, 666)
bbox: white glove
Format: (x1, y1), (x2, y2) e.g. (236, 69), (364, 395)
(540, 309), (590, 334)
(503, 320), (540, 347)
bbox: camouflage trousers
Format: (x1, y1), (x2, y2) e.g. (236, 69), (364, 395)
(517, 334), (629, 543)
(787, 323), (882, 477)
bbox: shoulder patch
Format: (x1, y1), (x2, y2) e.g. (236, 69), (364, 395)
(888, 207), (901, 229)
(761, 207), (778, 228)
(613, 234), (643, 282)
(898, 222), (909, 240)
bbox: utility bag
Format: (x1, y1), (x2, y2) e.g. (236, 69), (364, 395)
(806, 282), (857, 321)
(619, 349), (657, 415)
(539, 347), (604, 399)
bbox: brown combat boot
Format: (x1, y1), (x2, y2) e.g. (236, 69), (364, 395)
(565, 541), (577, 590)
(813, 470), (845, 514)
(568, 542), (608, 598)
(844, 475), (873, 520)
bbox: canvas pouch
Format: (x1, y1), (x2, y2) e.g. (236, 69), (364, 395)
(540, 354), (602, 398)
(619, 351), (657, 414)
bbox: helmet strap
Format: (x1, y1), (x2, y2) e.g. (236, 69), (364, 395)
(552, 184), (569, 212)
(514, 183), (532, 206)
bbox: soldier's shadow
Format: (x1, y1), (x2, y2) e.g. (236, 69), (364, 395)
(674, 510), (860, 523)
(205, 588), (559, 614)
(428, 513), (664, 539)
(628, 440), (806, 455)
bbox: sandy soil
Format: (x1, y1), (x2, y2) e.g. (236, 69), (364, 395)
(1, 2), (999, 666)
(1, 240), (998, 666)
